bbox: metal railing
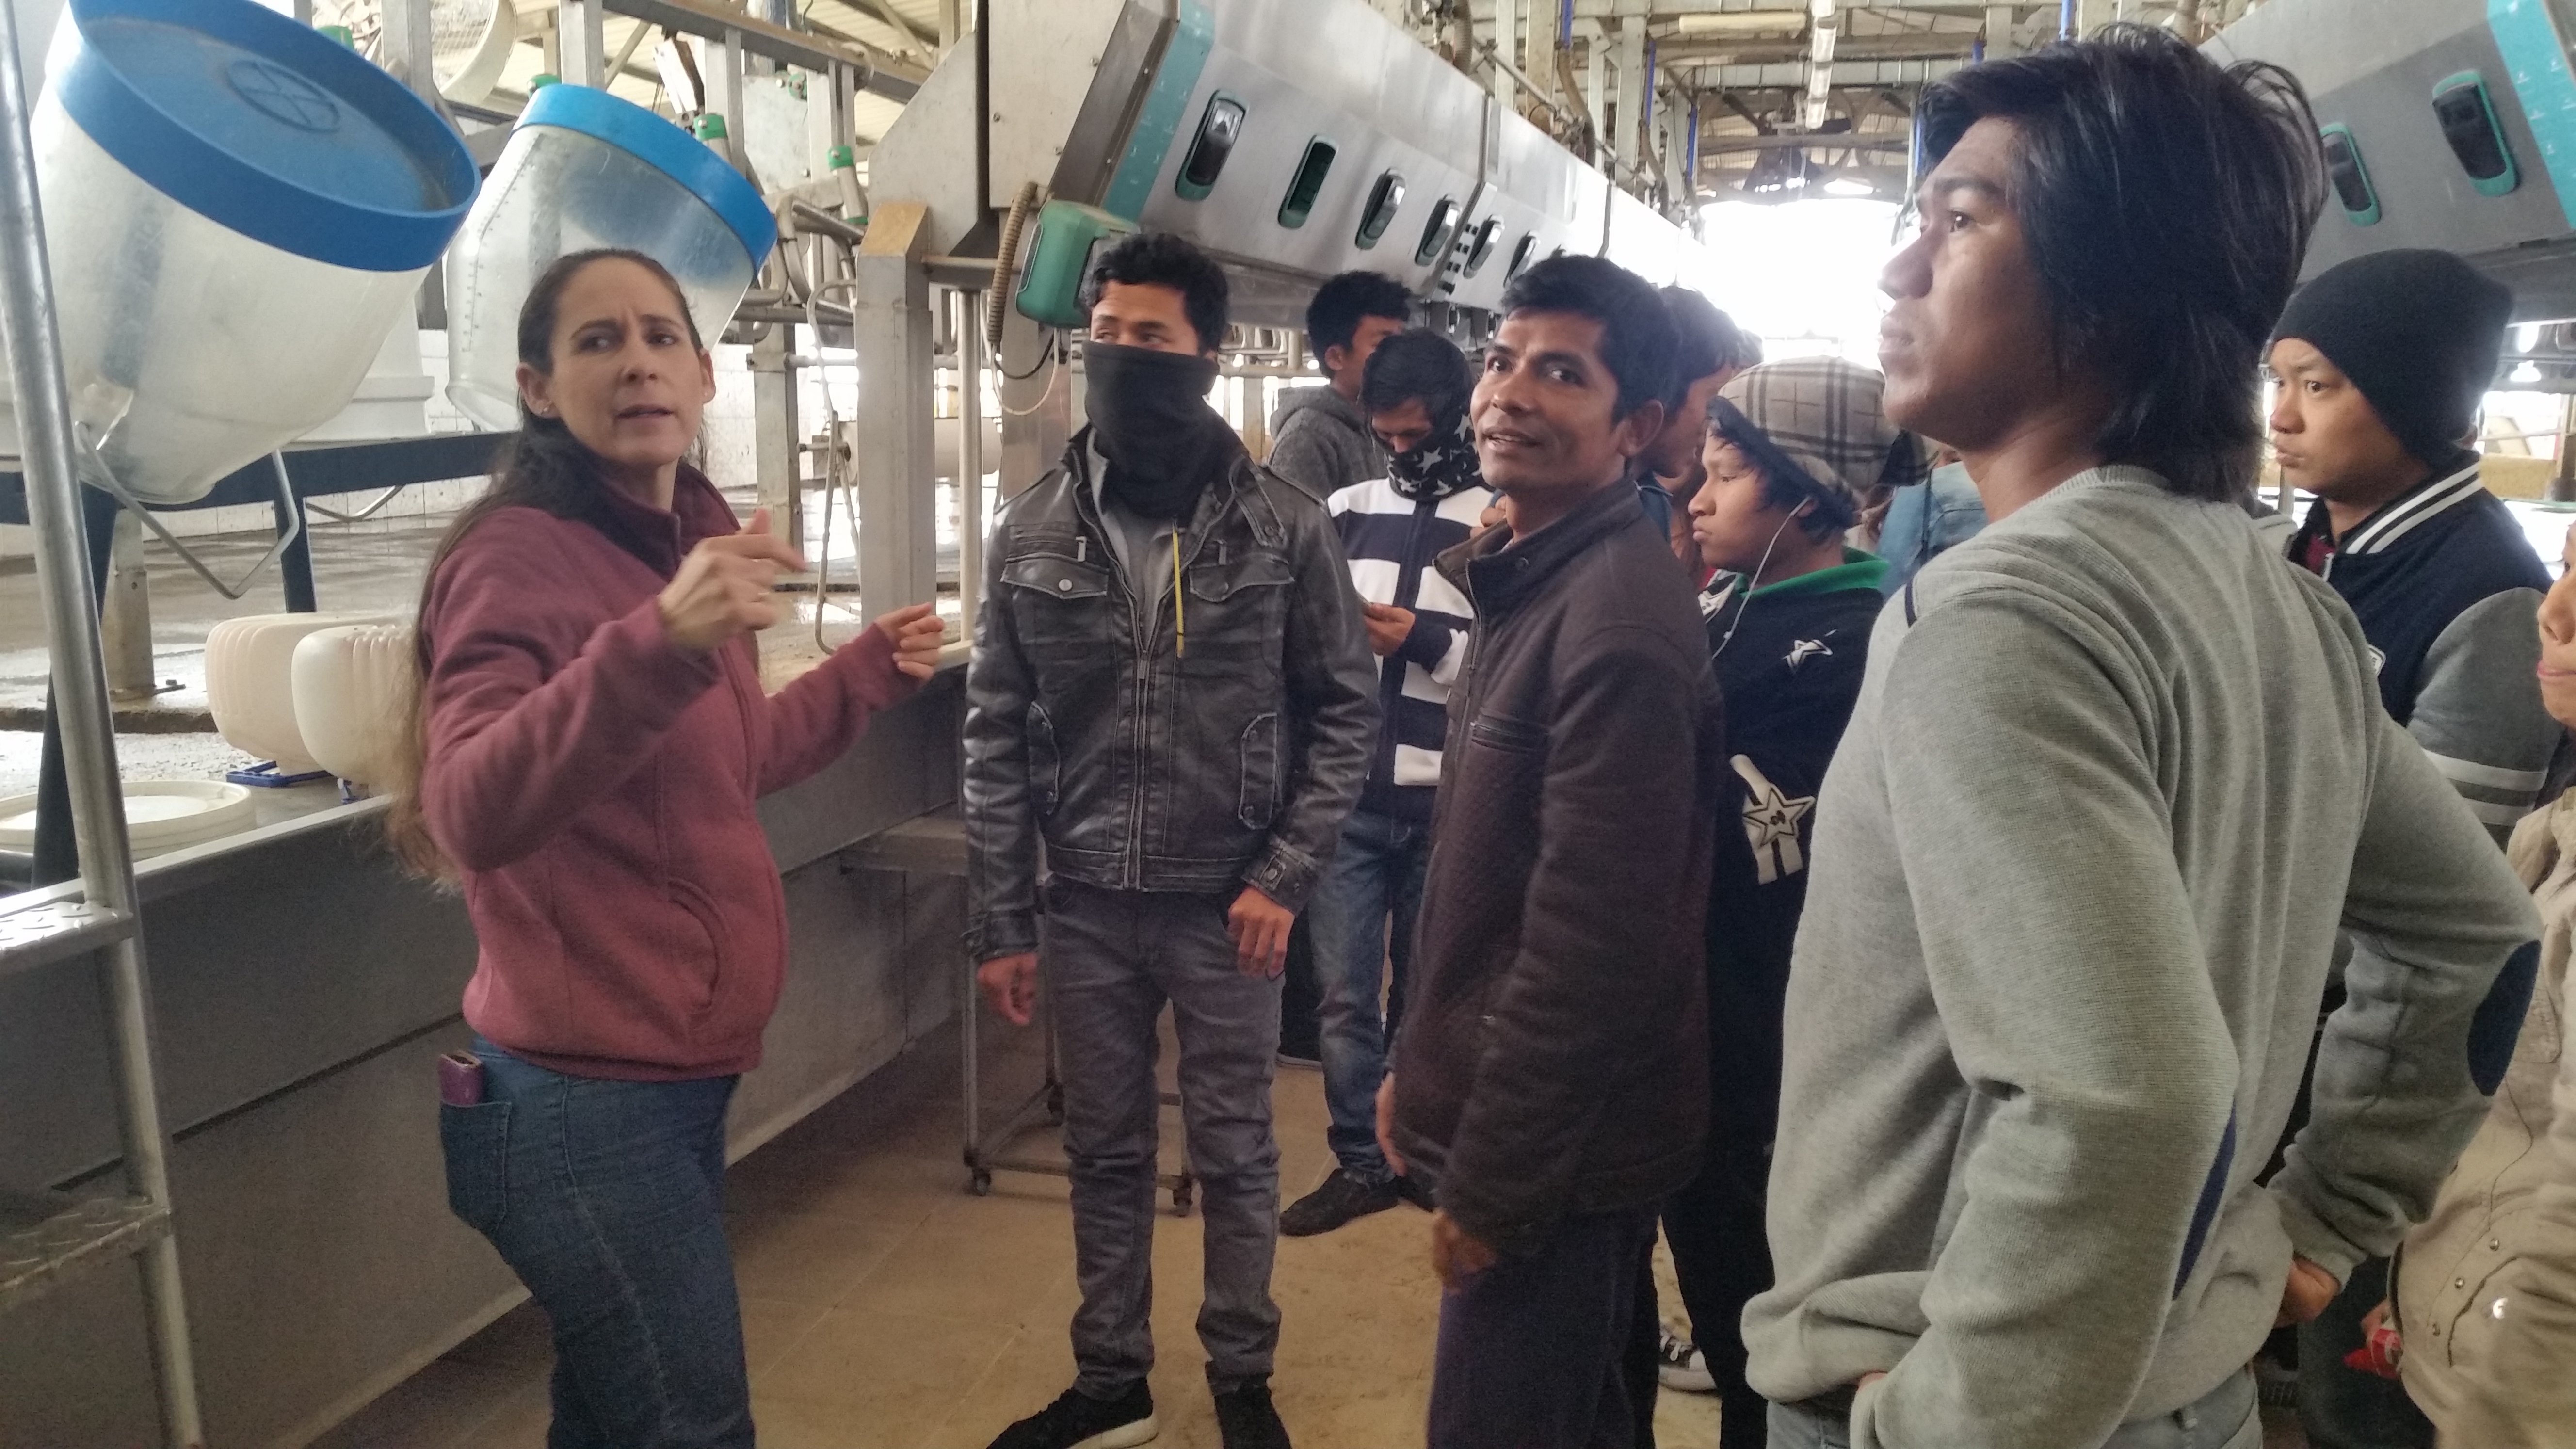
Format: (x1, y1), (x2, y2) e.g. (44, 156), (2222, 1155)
(0, 0), (204, 1442)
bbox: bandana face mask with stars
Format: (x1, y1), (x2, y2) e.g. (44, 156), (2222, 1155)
(1385, 408), (1481, 502)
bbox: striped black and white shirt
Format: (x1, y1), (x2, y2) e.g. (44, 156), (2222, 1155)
(1328, 477), (1483, 821)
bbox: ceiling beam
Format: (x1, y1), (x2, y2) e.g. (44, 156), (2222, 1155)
(1658, 34), (1981, 62)
(844, 0), (938, 55)
(1671, 56), (1966, 87)
(1476, 1), (2004, 15)
(1701, 133), (1910, 150)
(601, 0), (927, 99)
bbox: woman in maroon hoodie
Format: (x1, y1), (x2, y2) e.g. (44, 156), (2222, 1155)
(384, 248), (942, 1448)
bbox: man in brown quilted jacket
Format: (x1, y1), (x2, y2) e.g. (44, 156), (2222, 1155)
(1381, 254), (1726, 1449)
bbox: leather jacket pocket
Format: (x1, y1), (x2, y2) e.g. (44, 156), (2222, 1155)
(1239, 712), (1282, 830)
(1000, 550), (1114, 677)
(1182, 550), (1294, 675)
(1028, 702), (1061, 819)
(1468, 713), (1546, 753)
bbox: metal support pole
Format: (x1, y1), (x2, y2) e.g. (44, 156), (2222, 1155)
(710, 30), (749, 174)
(2551, 393), (2576, 504)
(101, 510), (152, 700)
(829, 61), (855, 156)
(957, 288), (984, 645)
(0, 0), (202, 1442)
(379, 0), (440, 106)
(1583, 20), (1606, 137)
(853, 201), (936, 623)
(1492, 0), (1518, 117)
(1527, 0), (1557, 113)
(272, 486), (317, 612)
(558, 0), (606, 87)
(31, 485), (112, 887)
(751, 322), (803, 554)
(1613, 16), (1645, 172)
(1985, 4), (2019, 58)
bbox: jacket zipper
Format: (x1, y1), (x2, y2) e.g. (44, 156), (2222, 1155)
(1125, 469), (1238, 888)
(1069, 453), (1150, 890)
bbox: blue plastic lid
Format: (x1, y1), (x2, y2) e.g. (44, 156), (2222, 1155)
(53, 0), (478, 273)
(516, 84), (777, 269)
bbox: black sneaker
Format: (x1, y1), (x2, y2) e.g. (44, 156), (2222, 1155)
(1394, 1174), (1435, 1212)
(1279, 1168), (1400, 1237)
(1656, 1327), (1715, 1393)
(1213, 1382), (1291, 1449)
(986, 1381), (1158, 1449)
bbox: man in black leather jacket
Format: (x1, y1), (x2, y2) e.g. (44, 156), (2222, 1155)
(964, 232), (1376, 1449)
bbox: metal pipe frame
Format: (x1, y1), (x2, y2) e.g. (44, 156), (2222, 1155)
(0, 1), (202, 1443)
(603, 0), (926, 100)
(557, 0), (607, 87)
(957, 288), (985, 647)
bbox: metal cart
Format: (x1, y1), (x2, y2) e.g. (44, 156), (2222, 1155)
(841, 809), (1195, 1215)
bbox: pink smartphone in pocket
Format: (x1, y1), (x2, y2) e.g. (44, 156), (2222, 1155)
(437, 1051), (485, 1107)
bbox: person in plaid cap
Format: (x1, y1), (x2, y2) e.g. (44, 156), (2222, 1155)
(1651, 354), (1922, 1445)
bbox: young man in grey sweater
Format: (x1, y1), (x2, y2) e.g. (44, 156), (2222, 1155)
(1744, 30), (2543, 1449)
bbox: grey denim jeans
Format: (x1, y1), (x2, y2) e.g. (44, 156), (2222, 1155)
(1043, 880), (1284, 1396)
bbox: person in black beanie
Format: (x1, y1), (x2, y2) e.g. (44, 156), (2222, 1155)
(2268, 247), (2559, 1449)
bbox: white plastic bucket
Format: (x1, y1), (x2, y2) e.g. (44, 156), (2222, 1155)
(0, 0), (476, 504)
(444, 83), (776, 430)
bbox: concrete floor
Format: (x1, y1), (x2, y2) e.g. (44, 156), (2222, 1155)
(296, 1016), (2316, 1449)
(304, 1017), (1729, 1449)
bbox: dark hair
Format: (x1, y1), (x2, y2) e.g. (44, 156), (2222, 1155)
(1359, 327), (1474, 420)
(1726, 321), (1763, 371)
(1660, 286), (1758, 402)
(385, 247), (707, 879)
(1499, 254), (1678, 421)
(1306, 270), (1414, 359)
(1913, 24), (2325, 501)
(1081, 231), (1230, 354)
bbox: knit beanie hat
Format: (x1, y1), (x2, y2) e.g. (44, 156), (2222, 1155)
(1708, 356), (1925, 529)
(2271, 249), (2513, 466)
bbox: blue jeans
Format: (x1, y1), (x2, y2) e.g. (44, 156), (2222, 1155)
(2299, 1257), (2432, 1449)
(1768, 1368), (2260, 1449)
(440, 1037), (750, 1449)
(1303, 808), (1429, 1185)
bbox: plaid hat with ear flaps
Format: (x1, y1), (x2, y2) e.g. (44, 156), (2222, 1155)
(1710, 357), (1926, 528)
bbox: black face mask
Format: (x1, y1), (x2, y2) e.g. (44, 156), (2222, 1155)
(1084, 340), (1236, 520)
(1385, 406), (1481, 502)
